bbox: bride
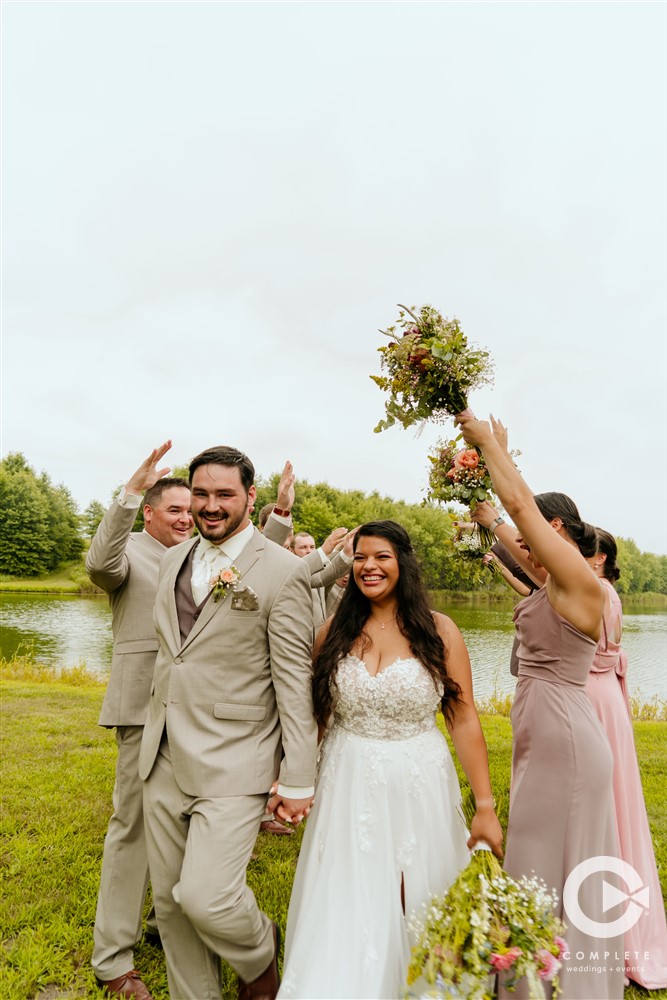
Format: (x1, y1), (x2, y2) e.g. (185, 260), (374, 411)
(278, 520), (503, 999)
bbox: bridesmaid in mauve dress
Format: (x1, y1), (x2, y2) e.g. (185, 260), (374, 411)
(587, 529), (667, 990)
(458, 413), (623, 1000)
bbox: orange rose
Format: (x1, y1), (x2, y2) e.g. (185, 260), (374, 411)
(452, 449), (479, 470)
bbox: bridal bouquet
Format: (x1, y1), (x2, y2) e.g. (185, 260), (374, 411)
(427, 438), (495, 547)
(450, 519), (498, 568)
(371, 304), (493, 433)
(406, 847), (567, 1000)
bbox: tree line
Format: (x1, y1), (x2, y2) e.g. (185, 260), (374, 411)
(1, 452), (665, 595)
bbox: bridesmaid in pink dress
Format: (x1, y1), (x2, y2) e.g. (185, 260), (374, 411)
(458, 413), (623, 1000)
(587, 529), (667, 990)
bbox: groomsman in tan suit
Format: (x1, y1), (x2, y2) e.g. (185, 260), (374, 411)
(140, 445), (318, 1000)
(259, 461), (355, 629)
(87, 442), (193, 999)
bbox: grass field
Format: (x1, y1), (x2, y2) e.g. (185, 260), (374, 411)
(1, 666), (665, 1000)
(0, 560), (100, 595)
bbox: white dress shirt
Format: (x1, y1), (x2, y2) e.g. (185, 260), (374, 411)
(190, 521), (255, 605)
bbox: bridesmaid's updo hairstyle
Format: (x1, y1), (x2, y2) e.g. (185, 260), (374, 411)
(534, 492), (598, 559)
(311, 520), (461, 729)
(595, 528), (621, 583)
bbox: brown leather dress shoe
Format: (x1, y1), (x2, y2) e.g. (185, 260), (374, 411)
(237, 922), (281, 1000)
(260, 818), (294, 836)
(97, 969), (154, 999)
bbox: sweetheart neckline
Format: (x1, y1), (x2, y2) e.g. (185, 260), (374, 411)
(343, 654), (422, 680)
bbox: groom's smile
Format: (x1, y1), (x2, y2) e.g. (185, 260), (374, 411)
(190, 463), (256, 544)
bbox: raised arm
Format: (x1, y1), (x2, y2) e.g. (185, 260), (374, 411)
(263, 460), (296, 546)
(482, 552), (531, 597)
(307, 528), (356, 588)
(470, 415), (547, 588)
(457, 416), (602, 638)
(86, 441), (173, 592)
(472, 500), (547, 589)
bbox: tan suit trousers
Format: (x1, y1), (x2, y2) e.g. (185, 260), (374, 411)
(143, 736), (274, 999)
(92, 726), (156, 979)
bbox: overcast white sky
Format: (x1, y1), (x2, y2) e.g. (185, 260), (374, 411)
(2, 1), (666, 554)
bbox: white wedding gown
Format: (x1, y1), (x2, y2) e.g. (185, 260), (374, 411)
(278, 655), (471, 1000)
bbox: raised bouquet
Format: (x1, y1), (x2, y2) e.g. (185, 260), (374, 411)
(427, 438), (496, 547)
(449, 519), (498, 567)
(371, 304), (493, 433)
(406, 845), (567, 1000)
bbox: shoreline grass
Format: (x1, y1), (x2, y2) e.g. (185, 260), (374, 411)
(0, 560), (102, 595)
(1, 664), (665, 1000)
(0, 561), (667, 614)
(2, 563), (666, 610)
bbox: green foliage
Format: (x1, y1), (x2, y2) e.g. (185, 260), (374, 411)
(81, 499), (107, 539)
(616, 537), (667, 595)
(0, 453), (84, 577)
(254, 474), (667, 594)
(0, 467), (54, 576)
(255, 475), (514, 591)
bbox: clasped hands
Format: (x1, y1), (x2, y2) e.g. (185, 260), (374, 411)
(266, 785), (314, 827)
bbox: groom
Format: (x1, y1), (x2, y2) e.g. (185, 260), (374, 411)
(139, 445), (318, 1000)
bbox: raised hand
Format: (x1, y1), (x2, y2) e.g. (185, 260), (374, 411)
(125, 441), (173, 496)
(276, 460), (296, 511)
(456, 414), (493, 449)
(470, 500), (500, 529)
(321, 526), (348, 556)
(490, 415), (509, 453)
(342, 527), (359, 558)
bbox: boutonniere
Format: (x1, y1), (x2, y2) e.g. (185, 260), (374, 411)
(209, 565), (240, 602)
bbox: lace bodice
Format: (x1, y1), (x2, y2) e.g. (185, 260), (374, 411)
(332, 655), (442, 740)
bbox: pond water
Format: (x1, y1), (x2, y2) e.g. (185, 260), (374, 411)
(1, 593), (665, 703)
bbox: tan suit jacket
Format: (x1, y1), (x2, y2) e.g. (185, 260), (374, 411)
(86, 500), (166, 726)
(263, 515), (351, 628)
(139, 527), (318, 797)
(304, 548), (351, 627)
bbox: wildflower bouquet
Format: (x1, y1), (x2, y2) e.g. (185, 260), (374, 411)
(371, 304), (493, 433)
(427, 438), (495, 547)
(406, 847), (567, 1000)
(450, 519), (498, 567)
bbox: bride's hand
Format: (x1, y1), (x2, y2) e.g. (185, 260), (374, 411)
(468, 806), (504, 859)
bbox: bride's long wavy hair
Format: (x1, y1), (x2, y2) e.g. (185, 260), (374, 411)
(312, 520), (461, 729)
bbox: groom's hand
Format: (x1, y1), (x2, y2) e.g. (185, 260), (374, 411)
(266, 792), (314, 826)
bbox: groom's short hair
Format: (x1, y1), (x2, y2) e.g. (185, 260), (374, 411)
(189, 446), (255, 492)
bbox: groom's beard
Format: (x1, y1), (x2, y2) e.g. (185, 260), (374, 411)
(193, 507), (248, 543)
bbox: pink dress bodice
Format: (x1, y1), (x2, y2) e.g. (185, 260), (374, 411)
(513, 585), (597, 687)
